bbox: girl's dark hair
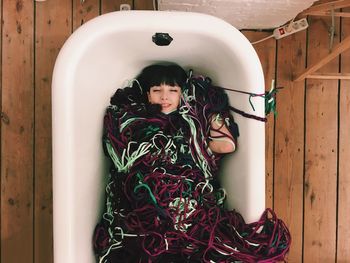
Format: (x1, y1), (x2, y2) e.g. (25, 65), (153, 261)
(110, 63), (187, 107)
(137, 63), (188, 93)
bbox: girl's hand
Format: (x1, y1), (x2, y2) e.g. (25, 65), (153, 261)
(208, 114), (236, 154)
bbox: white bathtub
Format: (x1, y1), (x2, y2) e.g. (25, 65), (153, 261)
(52, 10), (265, 263)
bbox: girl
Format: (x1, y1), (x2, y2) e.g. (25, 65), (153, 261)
(93, 63), (290, 262)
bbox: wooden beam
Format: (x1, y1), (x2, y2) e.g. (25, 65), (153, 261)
(2, 0), (34, 262)
(306, 73), (350, 79)
(337, 6), (350, 259)
(294, 35), (350, 81)
(307, 10), (350, 17)
(303, 8), (339, 261)
(301, 0), (350, 15)
(274, 30), (306, 262)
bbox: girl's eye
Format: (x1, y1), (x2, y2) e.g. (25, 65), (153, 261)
(171, 89), (179, 92)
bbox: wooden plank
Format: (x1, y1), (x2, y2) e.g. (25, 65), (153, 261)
(294, 34), (350, 81)
(34, 1), (72, 263)
(302, 0), (350, 15)
(101, 0), (133, 14)
(274, 31), (306, 262)
(0, 0), (2, 259)
(1, 1), (34, 262)
(304, 15), (339, 262)
(337, 7), (350, 262)
(134, 0), (154, 10)
(242, 31), (276, 210)
(307, 10), (350, 18)
(307, 73), (350, 79)
(73, 0), (100, 31)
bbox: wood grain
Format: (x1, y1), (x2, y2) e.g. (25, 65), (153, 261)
(1, 0), (34, 262)
(0, 0), (2, 258)
(34, 1), (72, 263)
(304, 15), (339, 262)
(0, 2), (350, 262)
(337, 8), (350, 261)
(274, 31), (306, 262)
(134, 0), (154, 10)
(294, 34), (350, 81)
(305, 10), (350, 18)
(307, 73), (350, 79)
(73, 0), (100, 31)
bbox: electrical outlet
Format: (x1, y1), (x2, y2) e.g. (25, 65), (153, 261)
(273, 18), (308, 39)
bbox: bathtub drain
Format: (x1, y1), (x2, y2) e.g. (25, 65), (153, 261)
(152, 33), (173, 46)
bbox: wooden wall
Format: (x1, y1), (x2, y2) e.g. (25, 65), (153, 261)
(245, 11), (350, 262)
(0, 1), (349, 262)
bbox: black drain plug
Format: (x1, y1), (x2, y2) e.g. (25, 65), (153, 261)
(152, 33), (173, 46)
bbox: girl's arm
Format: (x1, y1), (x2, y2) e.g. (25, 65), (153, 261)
(208, 115), (236, 154)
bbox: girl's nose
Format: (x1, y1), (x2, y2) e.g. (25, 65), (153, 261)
(160, 91), (168, 100)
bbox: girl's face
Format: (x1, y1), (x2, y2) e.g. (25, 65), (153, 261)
(147, 84), (182, 114)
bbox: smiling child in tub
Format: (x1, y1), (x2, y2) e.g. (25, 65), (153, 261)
(93, 63), (290, 262)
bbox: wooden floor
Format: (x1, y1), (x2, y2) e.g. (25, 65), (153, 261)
(1, 1), (349, 262)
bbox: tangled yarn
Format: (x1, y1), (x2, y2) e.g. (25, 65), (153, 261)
(93, 74), (290, 262)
